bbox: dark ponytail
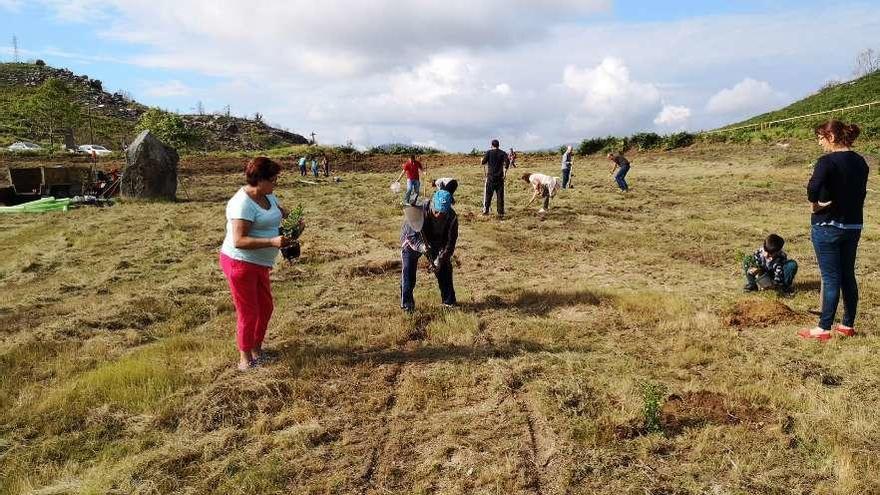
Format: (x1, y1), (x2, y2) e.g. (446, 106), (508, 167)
(815, 120), (861, 147)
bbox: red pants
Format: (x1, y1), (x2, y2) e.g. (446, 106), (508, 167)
(219, 253), (274, 352)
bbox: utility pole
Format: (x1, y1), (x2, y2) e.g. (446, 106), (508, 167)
(12, 35), (19, 63)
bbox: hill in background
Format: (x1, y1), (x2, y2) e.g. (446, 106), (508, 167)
(0, 62), (308, 152)
(719, 71), (880, 137)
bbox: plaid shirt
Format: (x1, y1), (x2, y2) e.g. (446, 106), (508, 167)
(752, 248), (788, 285)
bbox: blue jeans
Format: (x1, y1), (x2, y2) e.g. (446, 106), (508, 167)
(561, 167), (571, 188)
(812, 225), (861, 329)
(405, 179), (420, 204)
(614, 164), (630, 191)
(400, 247), (456, 310)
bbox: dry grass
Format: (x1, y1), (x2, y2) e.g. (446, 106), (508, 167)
(1, 142), (880, 494)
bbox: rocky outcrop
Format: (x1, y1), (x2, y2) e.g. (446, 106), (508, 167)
(121, 130), (178, 200)
(2, 63), (309, 151)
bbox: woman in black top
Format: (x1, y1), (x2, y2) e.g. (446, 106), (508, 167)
(799, 120), (869, 341)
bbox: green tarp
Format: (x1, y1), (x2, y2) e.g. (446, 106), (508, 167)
(0, 197), (72, 214)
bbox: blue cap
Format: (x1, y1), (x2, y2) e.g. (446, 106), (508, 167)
(432, 190), (452, 213)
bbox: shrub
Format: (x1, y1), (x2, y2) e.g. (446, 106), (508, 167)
(577, 137), (613, 155)
(662, 132), (695, 150)
(628, 132), (662, 151)
(34, 59), (46, 67)
(135, 108), (197, 150)
(368, 143), (441, 155)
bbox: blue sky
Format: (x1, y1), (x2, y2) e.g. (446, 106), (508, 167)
(1, 0), (878, 150)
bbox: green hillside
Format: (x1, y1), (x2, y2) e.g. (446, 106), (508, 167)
(719, 71), (880, 138)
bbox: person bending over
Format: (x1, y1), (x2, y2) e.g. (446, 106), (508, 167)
(743, 233), (798, 296)
(400, 190), (459, 311)
(608, 152), (631, 192)
(432, 177), (458, 197)
(522, 172), (560, 213)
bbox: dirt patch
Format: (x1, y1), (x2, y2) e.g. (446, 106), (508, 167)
(723, 299), (806, 328)
(348, 259), (401, 277)
(615, 390), (772, 439)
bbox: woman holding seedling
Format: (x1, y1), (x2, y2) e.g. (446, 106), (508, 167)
(799, 120), (868, 341)
(220, 157), (300, 370)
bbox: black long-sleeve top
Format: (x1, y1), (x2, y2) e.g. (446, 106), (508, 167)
(807, 151), (869, 227)
(400, 203), (459, 265)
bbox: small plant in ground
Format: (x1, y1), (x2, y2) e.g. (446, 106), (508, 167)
(640, 381), (667, 433)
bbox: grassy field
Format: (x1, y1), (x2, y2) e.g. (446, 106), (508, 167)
(2, 143), (880, 494)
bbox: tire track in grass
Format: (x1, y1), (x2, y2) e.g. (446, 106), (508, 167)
(360, 360), (404, 494)
(359, 313), (432, 494)
(511, 388), (544, 495)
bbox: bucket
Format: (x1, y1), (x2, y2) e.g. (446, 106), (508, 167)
(390, 181), (401, 193)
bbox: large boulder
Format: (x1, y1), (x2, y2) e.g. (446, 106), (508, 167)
(121, 130), (179, 200)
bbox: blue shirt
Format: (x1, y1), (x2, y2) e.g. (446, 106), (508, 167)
(221, 188), (282, 267)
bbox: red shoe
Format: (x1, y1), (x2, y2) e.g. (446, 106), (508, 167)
(798, 328), (832, 342)
(834, 325), (856, 337)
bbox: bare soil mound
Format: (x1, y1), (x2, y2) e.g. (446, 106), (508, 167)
(723, 299), (805, 328)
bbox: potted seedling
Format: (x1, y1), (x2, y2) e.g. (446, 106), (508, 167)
(279, 205), (305, 260)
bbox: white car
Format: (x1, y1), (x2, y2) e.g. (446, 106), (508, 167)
(7, 142), (42, 152)
(78, 144), (113, 156)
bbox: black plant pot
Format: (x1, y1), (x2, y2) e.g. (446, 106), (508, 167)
(281, 240), (301, 261)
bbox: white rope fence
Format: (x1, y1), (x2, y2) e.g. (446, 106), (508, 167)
(703, 100), (880, 135)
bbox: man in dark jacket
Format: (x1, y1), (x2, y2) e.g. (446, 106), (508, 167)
(400, 190), (458, 311)
(481, 139), (510, 216)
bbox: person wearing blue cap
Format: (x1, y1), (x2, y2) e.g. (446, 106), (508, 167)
(399, 189), (459, 311)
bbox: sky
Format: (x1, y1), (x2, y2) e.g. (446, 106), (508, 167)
(1, 0), (878, 151)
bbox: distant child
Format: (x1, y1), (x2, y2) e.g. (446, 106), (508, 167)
(394, 154), (425, 205)
(608, 152), (630, 192)
(743, 233), (798, 296)
(298, 156), (307, 176)
(509, 148), (518, 168)
(522, 172), (560, 213)
(311, 157), (319, 178)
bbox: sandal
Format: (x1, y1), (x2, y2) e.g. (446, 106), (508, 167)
(834, 325), (856, 337)
(797, 327), (832, 342)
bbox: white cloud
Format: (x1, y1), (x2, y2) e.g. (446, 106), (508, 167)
(706, 78), (787, 116)
(142, 80), (192, 98)
(387, 55), (474, 105)
(562, 57), (662, 135)
(493, 83), (512, 96)
(654, 104), (691, 126)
